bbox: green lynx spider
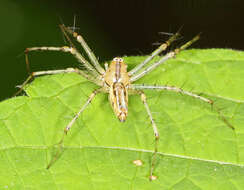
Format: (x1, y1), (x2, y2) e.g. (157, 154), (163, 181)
(19, 25), (228, 180)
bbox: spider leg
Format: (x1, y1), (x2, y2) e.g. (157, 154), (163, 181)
(60, 24), (105, 75)
(136, 90), (159, 180)
(131, 84), (234, 129)
(130, 35), (200, 82)
(25, 46), (100, 78)
(128, 31), (180, 76)
(47, 88), (102, 169)
(132, 84), (212, 104)
(14, 68), (102, 96)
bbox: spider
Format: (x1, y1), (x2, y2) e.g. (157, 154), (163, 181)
(18, 24), (222, 180)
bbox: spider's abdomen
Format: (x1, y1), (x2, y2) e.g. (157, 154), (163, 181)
(104, 57), (130, 122)
(109, 82), (128, 122)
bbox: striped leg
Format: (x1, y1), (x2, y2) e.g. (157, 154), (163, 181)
(25, 46), (100, 78)
(14, 68), (102, 96)
(131, 84), (234, 130)
(47, 88), (102, 169)
(130, 35), (200, 82)
(132, 84), (213, 104)
(128, 31), (180, 76)
(137, 91), (159, 180)
(60, 24), (105, 75)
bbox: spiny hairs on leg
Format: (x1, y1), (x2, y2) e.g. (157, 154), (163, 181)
(60, 24), (105, 75)
(14, 46), (102, 96)
(130, 35), (200, 82)
(47, 88), (102, 169)
(25, 46), (100, 78)
(14, 68), (93, 96)
(136, 90), (159, 180)
(128, 31), (181, 76)
(131, 84), (234, 130)
(132, 84), (213, 104)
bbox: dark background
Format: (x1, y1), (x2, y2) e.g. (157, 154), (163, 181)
(0, 0), (243, 100)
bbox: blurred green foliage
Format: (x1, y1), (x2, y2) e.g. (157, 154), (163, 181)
(0, 0), (116, 100)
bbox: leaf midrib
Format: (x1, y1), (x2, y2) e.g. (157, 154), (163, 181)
(2, 145), (243, 168)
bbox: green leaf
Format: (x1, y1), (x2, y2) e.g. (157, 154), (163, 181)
(1, 49), (244, 190)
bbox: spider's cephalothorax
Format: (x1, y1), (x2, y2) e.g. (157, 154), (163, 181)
(21, 24), (232, 180)
(104, 57), (130, 122)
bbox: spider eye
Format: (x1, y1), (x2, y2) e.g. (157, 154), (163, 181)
(113, 57), (123, 62)
(113, 57), (118, 61)
(119, 58), (124, 62)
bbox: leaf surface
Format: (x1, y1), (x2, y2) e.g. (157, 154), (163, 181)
(0, 49), (244, 190)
